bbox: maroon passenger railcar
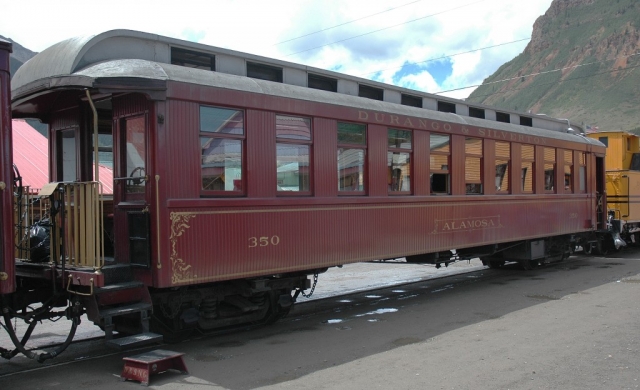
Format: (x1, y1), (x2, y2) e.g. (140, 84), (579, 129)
(2, 30), (607, 361)
(0, 38), (13, 295)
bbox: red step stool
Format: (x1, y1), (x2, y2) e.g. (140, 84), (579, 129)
(121, 349), (189, 386)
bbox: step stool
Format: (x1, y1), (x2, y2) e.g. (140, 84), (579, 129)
(121, 349), (188, 386)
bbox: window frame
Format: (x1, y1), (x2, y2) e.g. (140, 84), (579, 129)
(543, 147), (556, 193)
(387, 128), (413, 195)
(247, 61), (283, 82)
(563, 150), (574, 193)
(199, 105), (246, 197)
(308, 73), (338, 92)
(276, 114), (313, 196)
(337, 122), (367, 195)
(171, 47), (215, 71)
(464, 137), (483, 195)
(578, 152), (587, 193)
(521, 144), (535, 194)
(358, 84), (384, 101)
(429, 132), (451, 195)
(495, 141), (510, 194)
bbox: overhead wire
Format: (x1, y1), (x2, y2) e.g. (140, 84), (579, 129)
(283, 0), (488, 57)
(273, 0), (426, 46)
(465, 62), (640, 100)
(433, 51), (640, 96)
(358, 37), (531, 77)
(271, 0), (634, 102)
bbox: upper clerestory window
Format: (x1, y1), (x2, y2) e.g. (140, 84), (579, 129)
(359, 84), (384, 101)
(401, 94), (422, 108)
(437, 101), (456, 113)
(308, 74), (338, 92)
(469, 107), (485, 119)
(520, 116), (533, 127)
(247, 62), (283, 82)
(171, 48), (215, 71)
(496, 112), (510, 123)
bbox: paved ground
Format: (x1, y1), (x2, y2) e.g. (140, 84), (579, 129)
(2, 253), (639, 389)
(0, 258), (484, 349)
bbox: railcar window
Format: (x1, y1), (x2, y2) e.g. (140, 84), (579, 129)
(520, 116), (533, 127)
(59, 129), (77, 181)
(276, 115), (311, 194)
(200, 106), (244, 194)
(388, 129), (412, 194)
(495, 142), (510, 193)
(579, 152), (586, 192)
(564, 150), (573, 193)
(359, 84), (384, 101)
(430, 133), (450, 195)
(465, 137), (483, 194)
(496, 112), (510, 123)
(598, 136), (608, 147)
(469, 107), (485, 119)
(544, 147), (556, 193)
(338, 122), (366, 193)
(92, 132), (114, 195)
(171, 47), (215, 71)
(401, 94), (422, 108)
(521, 145), (534, 193)
(308, 74), (337, 92)
(124, 116), (146, 194)
(437, 101), (456, 113)
(247, 62), (283, 83)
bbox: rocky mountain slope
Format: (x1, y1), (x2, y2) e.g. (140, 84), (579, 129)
(467, 0), (640, 132)
(0, 34), (37, 76)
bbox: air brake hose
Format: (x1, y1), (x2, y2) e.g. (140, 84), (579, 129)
(2, 306), (79, 362)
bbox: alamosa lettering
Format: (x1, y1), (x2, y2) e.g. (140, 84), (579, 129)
(357, 110), (548, 145)
(434, 216), (501, 234)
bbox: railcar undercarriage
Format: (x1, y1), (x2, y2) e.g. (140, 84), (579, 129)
(149, 274), (311, 341)
(407, 235), (587, 270)
(0, 276), (84, 362)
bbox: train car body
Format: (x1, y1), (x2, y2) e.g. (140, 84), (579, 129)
(0, 38), (13, 295)
(587, 131), (640, 247)
(2, 30), (607, 361)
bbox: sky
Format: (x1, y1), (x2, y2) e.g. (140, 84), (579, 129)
(0, 0), (554, 99)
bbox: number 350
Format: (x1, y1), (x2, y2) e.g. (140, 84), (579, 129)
(248, 236), (280, 248)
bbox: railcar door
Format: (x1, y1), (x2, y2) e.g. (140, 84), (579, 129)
(113, 112), (152, 268)
(596, 156), (606, 230)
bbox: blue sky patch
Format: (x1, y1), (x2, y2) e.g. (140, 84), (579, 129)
(393, 58), (453, 86)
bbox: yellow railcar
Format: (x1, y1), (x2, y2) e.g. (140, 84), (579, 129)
(588, 131), (640, 246)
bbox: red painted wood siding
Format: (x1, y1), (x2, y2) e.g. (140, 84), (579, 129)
(146, 81), (605, 288)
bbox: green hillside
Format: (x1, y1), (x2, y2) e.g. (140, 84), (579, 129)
(467, 0), (640, 132)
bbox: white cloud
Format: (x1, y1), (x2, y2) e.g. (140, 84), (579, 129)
(396, 71), (440, 93)
(1, 0), (554, 99)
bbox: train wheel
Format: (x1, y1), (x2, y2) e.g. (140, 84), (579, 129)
(583, 243), (594, 255)
(151, 306), (194, 343)
(596, 240), (609, 256)
(520, 259), (539, 270)
(490, 260), (505, 269)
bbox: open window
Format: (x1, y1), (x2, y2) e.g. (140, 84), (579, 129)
(430, 133), (450, 195)
(495, 141), (510, 193)
(387, 129), (412, 194)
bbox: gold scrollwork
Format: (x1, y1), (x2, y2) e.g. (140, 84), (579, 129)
(0, 272), (8, 281)
(170, 212), (197, 284)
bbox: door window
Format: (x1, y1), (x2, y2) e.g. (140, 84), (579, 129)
(124, 116), (146, 194)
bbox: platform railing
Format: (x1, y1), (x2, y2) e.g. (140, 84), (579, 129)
(41, 182), (105, 269)
(13, 186), (49, 261)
